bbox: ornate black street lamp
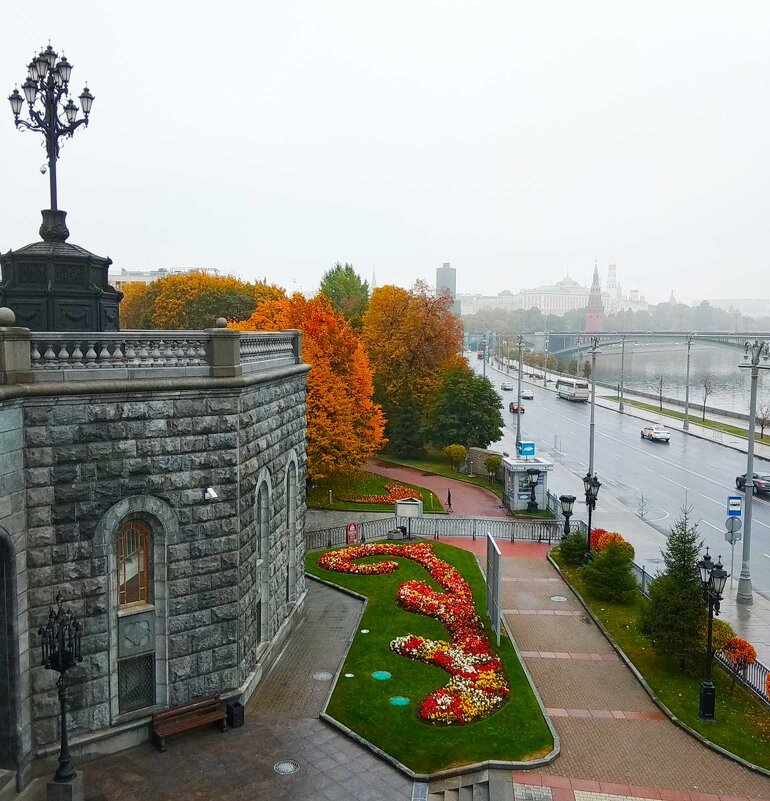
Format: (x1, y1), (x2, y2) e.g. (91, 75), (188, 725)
(8, 44), (94, 214)
(697, 549), (729, 721)
(526, 468), (540, 512)
(38, 594), (83, 784)
(559, 494), (576, 537)
(583, 472), (601, 550)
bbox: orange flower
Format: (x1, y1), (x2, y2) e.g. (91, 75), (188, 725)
(722, 637), (757, 670)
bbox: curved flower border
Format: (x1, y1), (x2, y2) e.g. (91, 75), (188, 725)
(318, 542), (509, 724)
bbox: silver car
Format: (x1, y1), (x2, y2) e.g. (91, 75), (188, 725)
(641, 424), (671, 443)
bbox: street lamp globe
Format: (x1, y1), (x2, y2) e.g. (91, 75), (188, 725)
(710, 557), (729, 596)
(559, 494), (575, 516)
(7, 88), (23, 117)
(527, 468), (540, 487)
(697, 549), (714, 586)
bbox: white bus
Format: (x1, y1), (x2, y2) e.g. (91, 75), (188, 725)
(556, 377), (590, 402)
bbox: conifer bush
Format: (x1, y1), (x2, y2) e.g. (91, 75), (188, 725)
(582, 541), (637, 603)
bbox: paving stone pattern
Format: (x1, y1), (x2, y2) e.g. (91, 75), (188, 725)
(504, 556), (770, 797)
(83, 581), (412, 801)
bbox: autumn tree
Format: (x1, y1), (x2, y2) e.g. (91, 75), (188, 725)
(253, 280), (287, 308)
(120, 271), (260, 330)
(319, 263), (370, 330)
(424, 367), (504, 449)
(444, 444), (468, 471)
(756, 403), (770, 439)
(232, 294), (385, 480)
(362, 283), (463, 455)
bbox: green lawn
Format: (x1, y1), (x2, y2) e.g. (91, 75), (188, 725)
(307, 541), (554, 773)
(307, 470), (444, 513)
(603, 396), (770, 444)
(377, 448), (504, 500)
(552, 549), (770, 769)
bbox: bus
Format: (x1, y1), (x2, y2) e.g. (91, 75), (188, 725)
(555, 377), (590, 401)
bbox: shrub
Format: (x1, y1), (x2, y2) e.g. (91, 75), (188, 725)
(765, 672), (770, 699)
(704, 618), (736, 653)
(582, 541), (637, 603)
(484, 454), (502, 480)
(594, 530), (635, 560)
(444, 444), (468, 471)
(722, 637), (757, 691)
(559, 532), (588, 566)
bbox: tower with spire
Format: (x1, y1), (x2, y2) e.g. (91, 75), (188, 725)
(585, 261), (605, 333)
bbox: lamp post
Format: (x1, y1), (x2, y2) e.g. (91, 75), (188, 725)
(559, 494), (576, 537)
(543, 331), (550, 386)
(683, 333), (695, 431)
(516, 335), (525, 448)
(8, 44), (94, 213)
(583, 472), (601, 550)
(580, 335), (601, 478)
(526, 469), (540, 512)
(482, 336), (487, 378)
(697, 550), (729, 721)
(38, 593), (83, 785)
(736, 339), (770, 605)
(619, 335), (626, 414)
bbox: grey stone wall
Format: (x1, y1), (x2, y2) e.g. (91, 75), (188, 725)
(14, 368), (307, 760)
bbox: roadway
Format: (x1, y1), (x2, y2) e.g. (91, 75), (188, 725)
(470, 356), (770, 601)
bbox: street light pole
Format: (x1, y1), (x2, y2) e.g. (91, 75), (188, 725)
(737, 339), (770, 606)
(584, 336), (600, 477)
(516, 335), (524, 448)
(683, 333), (695, 432)
(697, 550), (728, 720)
(583, 473), (601, 550)
(482, 335), (487, 378)
(559, 494), (576, 537)
(619, 335), (626, 414)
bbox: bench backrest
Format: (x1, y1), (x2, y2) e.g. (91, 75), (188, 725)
(153, 694), (222, 724)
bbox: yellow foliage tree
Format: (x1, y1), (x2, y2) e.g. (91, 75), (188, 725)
(231, 294), (385, 480)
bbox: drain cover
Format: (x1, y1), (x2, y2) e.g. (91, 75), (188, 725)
(312, 671), (333, 681)
(371, 670), (392, 681)
(360, 629), (370, 634)
(550, 596), (568, 602)
(390, 696), (410, 706)
(274, 760), (300, 775)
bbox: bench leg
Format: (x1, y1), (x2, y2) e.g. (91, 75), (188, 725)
(218, 720), (227, 733)
(153, 733), (166, 752)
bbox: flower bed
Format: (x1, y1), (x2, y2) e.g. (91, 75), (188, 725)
(318, 542), (509, 724)
(334, 482), (419, 505)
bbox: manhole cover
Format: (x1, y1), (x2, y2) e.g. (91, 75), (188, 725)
(371, 670), (392, 681)
(312, 671), (333, 681)
(390, 696), (410, 706)
(360, 629), (370, 634)
(550, 596), (568, 602)
(274, 760), (300, 775)
(344, 673), (355, 678)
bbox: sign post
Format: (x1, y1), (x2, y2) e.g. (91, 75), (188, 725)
(724, 516), (743, 588)
(486, 533), (502, 646)
(345, 521), (359, 545)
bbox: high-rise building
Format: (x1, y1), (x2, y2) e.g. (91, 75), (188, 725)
(436, 262), (460, 314)
(585, 262), (604, 332)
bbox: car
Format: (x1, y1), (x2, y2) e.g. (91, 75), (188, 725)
(509, 402), (525, 414)
(735, 473), (770, 494)
(640, 424), (671, 443)
(521, 389), (534, 400)
(500, 382), (514, 391)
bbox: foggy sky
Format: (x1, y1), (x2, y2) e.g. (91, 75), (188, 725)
(2, 1), (769, 305)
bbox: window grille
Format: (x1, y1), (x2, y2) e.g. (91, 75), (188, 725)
(117, 521), (150, 608)
(118, 653), (155, 713)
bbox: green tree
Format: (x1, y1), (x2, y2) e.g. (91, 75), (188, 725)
(559, 532), (588, 566)
(424, 367), (504, 449)
(583, 542), (637, 603)
(319, 262), (370, 330)
(386, 389), (425, 458)
(444, 444), (468, 471)
(484, 454), (502, 480)
(640, 508), (706, 671)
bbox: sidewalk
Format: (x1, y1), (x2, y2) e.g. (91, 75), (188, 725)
(365, 458), (509, 518)
(444, 537), (770, 799)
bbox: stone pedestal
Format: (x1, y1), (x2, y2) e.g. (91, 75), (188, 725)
(47, 774), (84, 801)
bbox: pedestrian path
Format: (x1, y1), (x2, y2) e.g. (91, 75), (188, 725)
(366, 457), (509, 518)
(491, 541), (770, 798)
(79, 581), (412, 801)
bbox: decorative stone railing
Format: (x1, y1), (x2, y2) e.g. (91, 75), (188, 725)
(0, 310), (303, 384)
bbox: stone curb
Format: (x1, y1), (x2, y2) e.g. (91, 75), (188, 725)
(305, 559), (560, 782)
(546, 552), (770, 779)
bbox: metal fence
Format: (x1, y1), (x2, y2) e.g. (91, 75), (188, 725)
(630, 559), (770, 709)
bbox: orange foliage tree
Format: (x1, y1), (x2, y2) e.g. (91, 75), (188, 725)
(362, 281), (463, 456)
(721, 637), (757, 691)
(120, 271), (263, 330)
(232, 294), (385, 480)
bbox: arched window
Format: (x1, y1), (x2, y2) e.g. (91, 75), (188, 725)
(286, 463), (297, 602)
(256, 485), (269, 559)
(117, 521), (150, 609)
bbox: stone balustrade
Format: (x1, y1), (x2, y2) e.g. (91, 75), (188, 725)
(0, 309), (303, 384)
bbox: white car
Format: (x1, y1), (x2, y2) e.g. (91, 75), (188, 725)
(500, 382), (514, 391)
(641, 424), (671, 443)
(521, 389), (534, 400)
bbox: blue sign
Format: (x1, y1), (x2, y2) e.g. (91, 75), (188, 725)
(727, 496), (742, 517)
(518, 441), (536, 457)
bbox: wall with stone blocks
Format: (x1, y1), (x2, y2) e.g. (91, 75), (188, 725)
(7, 368), (307, 763)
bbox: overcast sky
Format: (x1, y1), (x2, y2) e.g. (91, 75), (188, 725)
(2, 1), (769, 304)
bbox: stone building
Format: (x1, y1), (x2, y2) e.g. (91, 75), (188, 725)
(585, 264), (604, 333)
(0, 314), (308, 792)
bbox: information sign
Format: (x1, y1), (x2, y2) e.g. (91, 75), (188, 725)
(486, 533), (502, 646)
(725, 517), (742, 534)
(518, 441), (536, 457)
(345, 521), (359, 544)
(727, 496), (742, 517)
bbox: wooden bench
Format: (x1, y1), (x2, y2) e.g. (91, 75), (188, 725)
(152, 694), (227, 752)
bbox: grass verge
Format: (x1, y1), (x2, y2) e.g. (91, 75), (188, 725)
(376, 448), (504, 500)
(306, 541), (554, 773)
(551, 549), (770, 769)
(603, 396), (770, 444)
(307, 470), (443, 513)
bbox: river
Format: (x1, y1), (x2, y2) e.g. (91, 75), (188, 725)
(589, 340), (770, 417)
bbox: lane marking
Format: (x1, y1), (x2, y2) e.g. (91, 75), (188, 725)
(698, 494), (723, 506)
(699, 520), (721, 532)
